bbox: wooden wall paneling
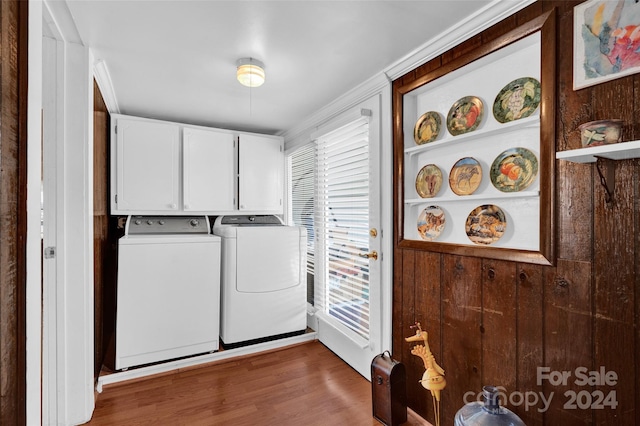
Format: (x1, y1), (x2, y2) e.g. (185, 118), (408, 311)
(554, 0), (593, 263)
(543, 259), (593, 424)
(93, 112), (108, 216)
(515, 263), (545, 426)
(594, 163), (636, 423)
(590, 57), (637, 423)
(399, 250), (424, 413)
(408, 250), (443, 420)
(636, 150), (640, 426)
(392, 247), (405, 356)
(480, 260), (518, 403)
(440, 255), (482, 424)
(0, 0), (27, 423)
(593, 159), (636, 425)
(93, 83), (111, 379)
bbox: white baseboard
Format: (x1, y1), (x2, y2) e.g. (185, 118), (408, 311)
(96, 331), (317, 393)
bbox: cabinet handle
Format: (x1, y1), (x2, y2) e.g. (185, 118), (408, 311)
(170, 203), (177, 209)
(184, 204), (190, 210)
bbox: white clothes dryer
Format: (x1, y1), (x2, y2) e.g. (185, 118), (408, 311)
(213, 215), (307, 348)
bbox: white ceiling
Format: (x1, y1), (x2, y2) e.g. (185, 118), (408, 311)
(64, 0), (495, 135)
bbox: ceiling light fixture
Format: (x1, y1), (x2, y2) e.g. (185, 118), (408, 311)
(236, 58), (265, 88)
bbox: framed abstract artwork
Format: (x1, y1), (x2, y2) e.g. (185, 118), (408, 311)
(574, 0), (640, 90)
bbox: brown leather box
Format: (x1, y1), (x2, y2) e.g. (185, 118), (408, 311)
(371, 351), (407, 426)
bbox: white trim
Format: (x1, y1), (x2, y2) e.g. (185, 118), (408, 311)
(42, 0), (83, 44)
(27, 2), (43, 425)
(97, 333), (318, 392)
(384, 0), (537, 80)
(94, 60), (121, 113)
(282, 73), (389, 151)
(310, 107), (371, 141)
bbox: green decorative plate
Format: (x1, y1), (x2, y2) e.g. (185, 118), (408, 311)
(446, 96), (483, 136)
(415, 164), (443, 198)
(414, 111), (442, 145)
(417, 206), (446, 241)
(493, 77), (541, 123)
(465, 204), (507, 245)
(490, 147), (538, 192)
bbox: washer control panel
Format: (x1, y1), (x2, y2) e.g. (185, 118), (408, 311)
(126, 216), (209, 235)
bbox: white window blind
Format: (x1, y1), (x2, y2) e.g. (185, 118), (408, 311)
(289, 144), (315, 282)
(315, 116), (370, 340)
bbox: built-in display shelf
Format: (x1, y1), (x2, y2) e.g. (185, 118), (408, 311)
(405, 190), (539, 206)
(556, 140), (640, 163)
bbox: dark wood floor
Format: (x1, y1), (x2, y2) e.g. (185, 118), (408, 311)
(87, 341), (430, 425)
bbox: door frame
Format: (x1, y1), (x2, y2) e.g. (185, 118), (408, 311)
(38, 1), (96, 424)
(284, 78), (393, 379)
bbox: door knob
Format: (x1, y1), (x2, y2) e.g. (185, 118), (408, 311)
(358, 250), (378, 261)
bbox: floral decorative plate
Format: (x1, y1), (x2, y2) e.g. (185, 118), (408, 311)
(449, 157), (482, 195)
(413, 111), (442, 145)
(446, 96), (484, 136)
(417, 206), (446, 241)
(415, 164), (443, 198)
(490, 147), (539, 192)
(465, 204), (507, 245)
(493, 77), (541, 123)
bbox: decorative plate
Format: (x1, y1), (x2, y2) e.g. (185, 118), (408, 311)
(417, 206), (446, 241)
(490, 147), (539, 192)
(414, 111), (442, 145)
(446, 96), (484, 136)
(449, 157), (482, 195)
(415, 164), (443, 198)
(465, 204), (507, 245)
(492, 77), (541, 123)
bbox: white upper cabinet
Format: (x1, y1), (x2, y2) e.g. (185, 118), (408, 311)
(111, 114), (284, 215)
(114, 117), (180, 213)
(183, 127), (235, 212)
(238, 134), (284, 213)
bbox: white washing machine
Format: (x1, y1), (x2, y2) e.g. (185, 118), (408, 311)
(116, 216), (221, 370)
(213, 215), (307, 348)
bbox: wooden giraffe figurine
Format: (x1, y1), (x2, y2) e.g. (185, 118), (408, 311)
(405, 322), (446, 426)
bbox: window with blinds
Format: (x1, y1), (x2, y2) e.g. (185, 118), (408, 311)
(289, 143), (315, 305)
(315, 116), (370, 340)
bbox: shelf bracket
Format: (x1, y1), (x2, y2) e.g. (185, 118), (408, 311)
(595, 156), (615, 204)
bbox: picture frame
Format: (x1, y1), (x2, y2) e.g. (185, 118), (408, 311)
(573, 0), (640, 90)
(393, 10), (556, 266)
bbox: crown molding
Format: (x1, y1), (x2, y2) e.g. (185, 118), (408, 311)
(384, 0), (537, 80)
(93, 60), (121, 114)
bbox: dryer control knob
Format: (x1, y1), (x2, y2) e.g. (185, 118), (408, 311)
(189, 219), (199, 227)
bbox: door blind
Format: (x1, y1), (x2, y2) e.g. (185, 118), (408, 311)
(315, 116), (370, 340)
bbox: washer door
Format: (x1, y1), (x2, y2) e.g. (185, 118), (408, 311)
(236, 226), (302, 293)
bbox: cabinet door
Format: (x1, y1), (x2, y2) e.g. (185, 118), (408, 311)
(115, 118), (180, 212)
(238, 134), (284, 213)
(183, 128), (235, 212)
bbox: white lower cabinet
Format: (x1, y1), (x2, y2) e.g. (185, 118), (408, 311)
(111, 114), (284, 215)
